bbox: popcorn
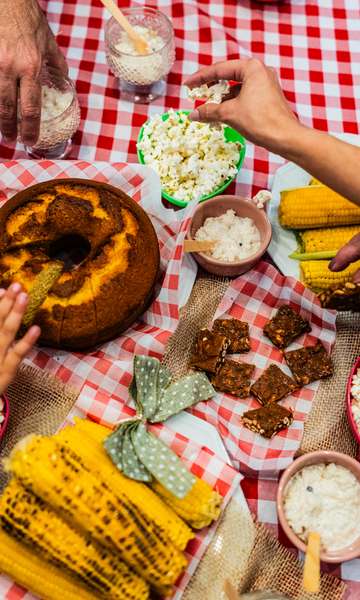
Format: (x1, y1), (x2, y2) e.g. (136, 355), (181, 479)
(351, 369), (360, 433)
(186, 80), (230, 104)
(137, 109), (241, 202)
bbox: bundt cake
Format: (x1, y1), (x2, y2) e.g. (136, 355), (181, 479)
(0, 179), (160, 350)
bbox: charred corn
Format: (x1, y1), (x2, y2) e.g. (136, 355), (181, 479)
(152, 477), (222, 529)
(300, 259), (360, 291)
(7, 435), (187, 594)
(279, 186), (360, 229)
(56, 421), (194, 551)
(74, 418), (222, 529)
(0, 480), (149, 600)
(0, 528), (99, 600)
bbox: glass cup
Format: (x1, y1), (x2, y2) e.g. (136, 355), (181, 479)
(105, 7), (175, 103)
(20, 72), (80, 159)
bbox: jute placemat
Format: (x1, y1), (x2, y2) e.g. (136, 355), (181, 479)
(183, 499), (346, 600)
(0, 363), (79, 491)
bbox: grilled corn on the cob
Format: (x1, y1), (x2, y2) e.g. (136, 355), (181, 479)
(0, 528), (99, 600)
(300, 226), (360, 254)
(7, 435), (187, 594)
(0, 480), (149, 600)
(73, 418), (222, 529)
(279, 186), (360, 229)
(56, 421), (194, 551)
(300, 259), (360, 291)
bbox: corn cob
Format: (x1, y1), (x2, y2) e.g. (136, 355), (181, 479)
(22, 261), (63, 327)
(0, 528), (99, 600)
(300, 259), (360, 291)
(300, 226), (360, 254)
(7, 435), (187, 595)
(279, 186), (360, 229)
(56, 421), (194, 551)
(0, 479), (149, 600)
(309, 177), (322, 186)
(74, 418), (223, 529)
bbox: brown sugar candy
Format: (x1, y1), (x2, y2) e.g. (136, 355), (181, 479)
(263, 305), (311, 349)
(211, 359), (255, 398)
(284, 341), (333, 385)
(319, 281), (360, 311)
(212, 318), (251, 353)
(190, 329), (230, 374)
(242, 404), (294, 438)
(250, 364), (298, 405)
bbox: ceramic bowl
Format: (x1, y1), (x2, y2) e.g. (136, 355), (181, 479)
(346, 356), (360, 445)
(277, 450), (360, 563)
(0, 395), (9, 443)
(186, 194), (272, 277)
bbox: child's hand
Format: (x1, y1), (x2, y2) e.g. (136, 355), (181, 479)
(0, 283), (40, 394)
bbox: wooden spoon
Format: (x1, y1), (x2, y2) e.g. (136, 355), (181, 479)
(303, 531), (321, 593)
(100, 0), (149, 55)
(224, 580), (239, 600)
(184, 239), (215, 253)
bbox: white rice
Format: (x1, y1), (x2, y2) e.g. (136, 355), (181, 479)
(195, 209), (261, 262)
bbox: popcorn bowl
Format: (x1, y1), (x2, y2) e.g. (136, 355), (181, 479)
(277, 451), (360, 563)
(137, 110), (246, 208)
(186, 195), (272, 277)
(0, 395), (9, 444)
(346, 356), (360, 445)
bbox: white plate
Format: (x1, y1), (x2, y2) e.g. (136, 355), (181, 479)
(268, 132), (360, 277)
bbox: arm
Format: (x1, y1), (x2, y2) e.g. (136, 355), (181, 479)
(0, 0), (67, 145)
(184, 59), (360, 207)
(0, 283), (40, 394)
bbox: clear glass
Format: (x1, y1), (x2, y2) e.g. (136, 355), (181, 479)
(20, 72), (80, 159)
(105, 8), (175, 103)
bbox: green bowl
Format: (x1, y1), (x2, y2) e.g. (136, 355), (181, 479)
(136, 110), (246, 208)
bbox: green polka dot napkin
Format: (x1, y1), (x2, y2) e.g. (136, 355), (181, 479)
(104, 355), (215, 498)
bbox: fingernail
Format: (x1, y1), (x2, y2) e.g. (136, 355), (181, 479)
(10, 283), (21, 293)
(329, 258), (339, 271)
(189, 109), (200, 121)
(18, 292), (28, 306)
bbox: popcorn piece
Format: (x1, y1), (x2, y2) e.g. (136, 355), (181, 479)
(186, 81), (230, 104)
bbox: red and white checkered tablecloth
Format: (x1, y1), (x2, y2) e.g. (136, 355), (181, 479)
(1, 0), (360, 596)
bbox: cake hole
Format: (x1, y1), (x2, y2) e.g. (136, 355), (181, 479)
(49, 234), (91, 271)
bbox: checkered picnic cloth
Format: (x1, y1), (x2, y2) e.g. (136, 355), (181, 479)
(1, 0), (360, 595)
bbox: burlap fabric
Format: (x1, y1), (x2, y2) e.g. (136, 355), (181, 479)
(183, 500), (345, 600)
(0, 363), (79, 490)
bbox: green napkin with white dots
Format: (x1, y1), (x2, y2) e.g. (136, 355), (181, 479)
(104, 355), (215, 498)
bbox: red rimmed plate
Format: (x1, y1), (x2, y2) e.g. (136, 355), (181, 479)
(0, 395), (9, 443)
(346, 357), (360, 446)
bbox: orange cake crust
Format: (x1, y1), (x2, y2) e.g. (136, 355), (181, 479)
(0, 179), (160, 350)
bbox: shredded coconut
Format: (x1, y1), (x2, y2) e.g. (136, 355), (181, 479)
(284, 463), (360, 551)
(195, 209), (261, 262)
(40, 86), (73, 121)
(137, 109), (241, 202)
(186, 81), (230, 104)
(351, 368), (360, 433)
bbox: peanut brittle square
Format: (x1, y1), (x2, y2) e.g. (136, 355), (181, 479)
(284, 342), (333, 385)
(211, 359), (255, 398)
(242, 403), (294, 438)
(250, 364), (298, 405)
(212, 318), (251, 353)
(190, 329), (230, 374)
(263, 305), (311, 349)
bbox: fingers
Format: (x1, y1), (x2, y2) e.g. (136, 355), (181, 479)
(329, 233), (360, 272)
(0, 325), (40, 394)
(189, 101), (227, 124)
(46, 34), (68, 79)
(0, 288), (29, 362)
(184, 59), (249, 88)
(0, 283), (22, 328)
(18, 76), (41, 145)
(0, 76), (18, 141)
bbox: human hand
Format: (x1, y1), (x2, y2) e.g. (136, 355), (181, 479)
(0, 283), (40, 395)
(0, 0), (68, 145)
(329, 233), (360, 283)
(184, 58), (300, 154)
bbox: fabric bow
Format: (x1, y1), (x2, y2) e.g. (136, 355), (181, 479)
(104, 355), (215, 498)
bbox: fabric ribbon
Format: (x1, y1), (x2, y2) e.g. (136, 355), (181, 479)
(104, 355), (215, 498)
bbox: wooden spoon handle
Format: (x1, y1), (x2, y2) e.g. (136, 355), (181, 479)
(223, 580), (238, 600)
(184, 240), (215, 253)
(303, 531), (321, 593)
(100, 0), (149, 54)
